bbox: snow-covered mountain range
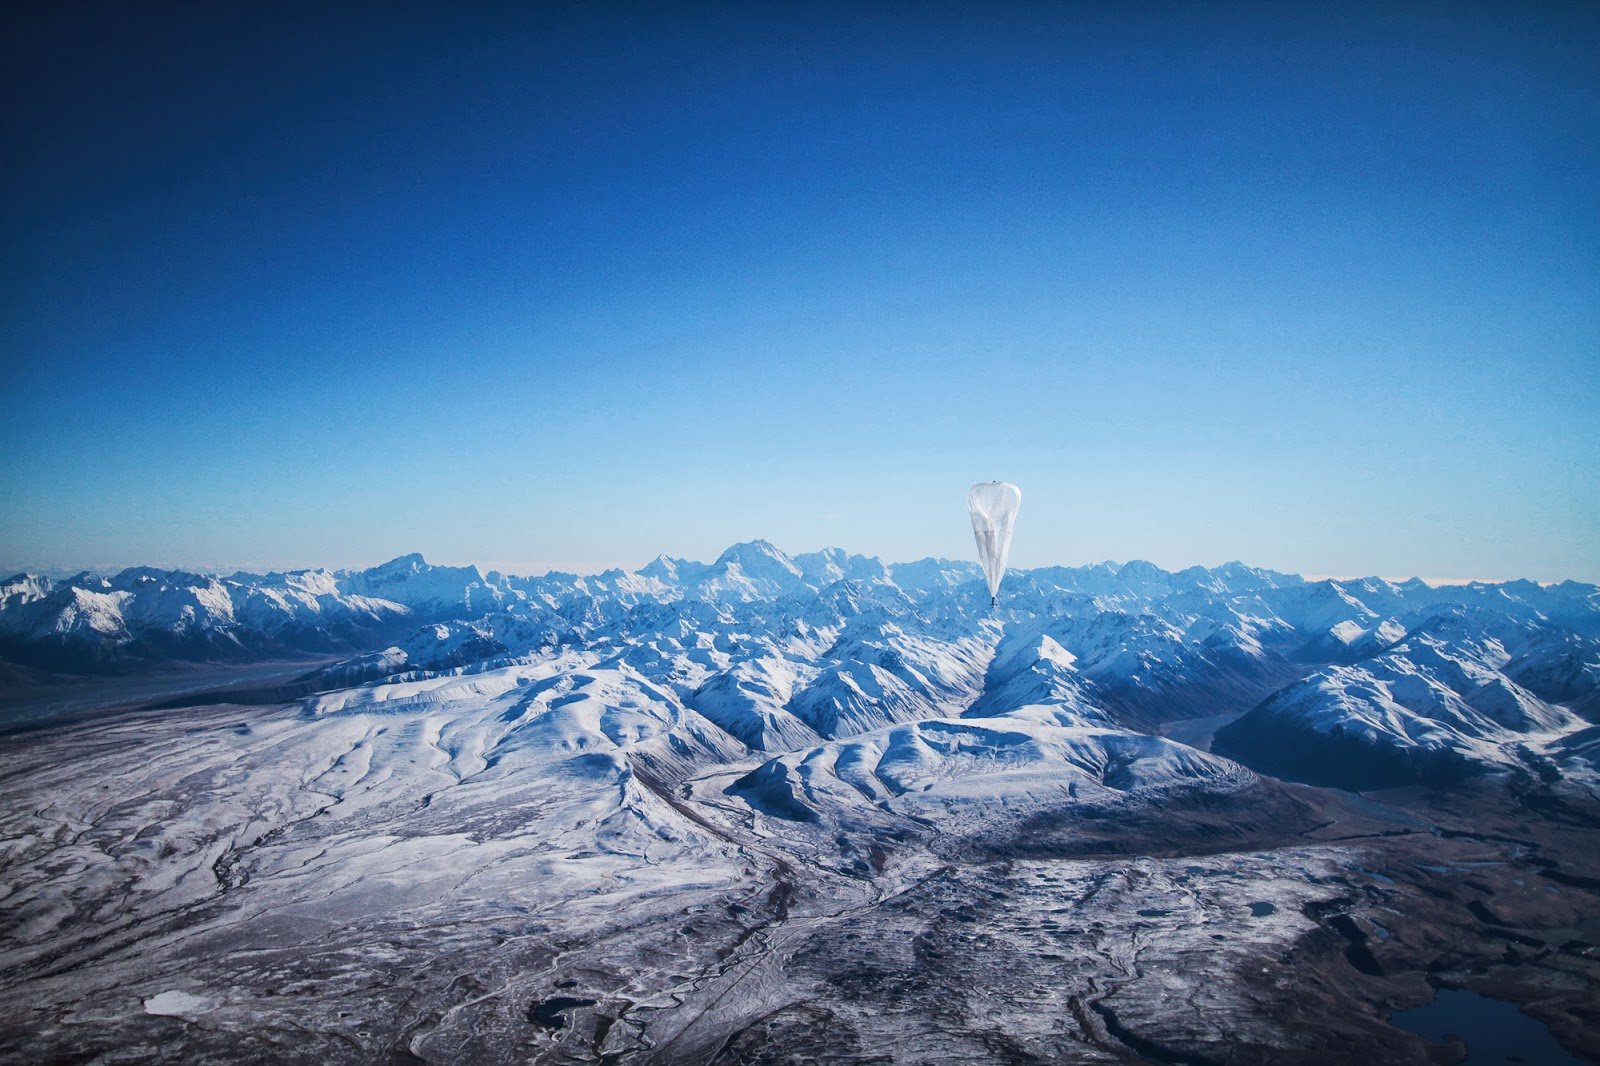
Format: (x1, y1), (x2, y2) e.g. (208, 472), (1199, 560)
(5, 542), (1597, 794)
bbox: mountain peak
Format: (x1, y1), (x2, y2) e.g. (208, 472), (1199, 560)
(714, 539), (796, 569)
(372, 552), (429, 572)
(639, 554), (682, 581)
(716, 538), (780, 558)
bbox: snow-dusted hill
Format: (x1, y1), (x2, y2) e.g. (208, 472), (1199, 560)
(729, 717), (1254, 841)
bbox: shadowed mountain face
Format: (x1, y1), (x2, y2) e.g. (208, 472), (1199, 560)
(2, 545), (1598, 1063)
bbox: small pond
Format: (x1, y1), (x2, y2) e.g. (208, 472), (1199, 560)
(1389, 988), (1585, 1065)
(528, 996), (597, 1030)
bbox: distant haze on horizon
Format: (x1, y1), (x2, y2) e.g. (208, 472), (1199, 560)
(3, 5), (1596, 584)
(1, 542), (1588, 592)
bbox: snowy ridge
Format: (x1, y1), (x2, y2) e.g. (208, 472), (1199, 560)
(5, 543), (1598, 794)
(1215, 606), (1599, 788)
(7, 544), (1594, 677)
(730, 717), (1253, 838)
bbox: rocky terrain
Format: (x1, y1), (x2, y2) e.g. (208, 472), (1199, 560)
(2, 544), (1597, 1063)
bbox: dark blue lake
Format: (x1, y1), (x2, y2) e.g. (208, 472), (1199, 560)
(1389, 988), (1588, 1065)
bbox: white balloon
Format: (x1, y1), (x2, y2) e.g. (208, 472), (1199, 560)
(968, 482), (1022, 606)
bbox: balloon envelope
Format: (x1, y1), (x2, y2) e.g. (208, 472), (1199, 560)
(968, 482), (1022, 601)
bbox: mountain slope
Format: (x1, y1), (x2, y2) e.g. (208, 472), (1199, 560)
(1215, 610), (1591, 788)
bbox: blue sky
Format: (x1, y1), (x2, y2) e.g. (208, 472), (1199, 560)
(3, 4), (1597, 580)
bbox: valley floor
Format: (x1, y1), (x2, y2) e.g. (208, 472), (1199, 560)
(2, 691), (1598, 1065)
(0, 657), (341, 735)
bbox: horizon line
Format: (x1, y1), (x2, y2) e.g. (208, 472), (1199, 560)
(4, 546), (1592, 591)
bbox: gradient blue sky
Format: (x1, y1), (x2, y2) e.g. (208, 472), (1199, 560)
(3, 3), (1597, 580)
